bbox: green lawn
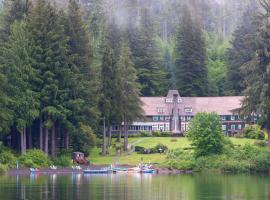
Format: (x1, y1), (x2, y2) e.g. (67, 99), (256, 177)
(89, 137), (256, 165)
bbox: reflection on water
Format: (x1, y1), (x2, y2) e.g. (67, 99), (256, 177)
(0, 173), (269, 200)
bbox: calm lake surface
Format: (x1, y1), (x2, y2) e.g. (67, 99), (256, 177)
(0, 173), (269, 200)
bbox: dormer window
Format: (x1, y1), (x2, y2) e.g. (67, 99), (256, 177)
(165, 98), (173, 103)
(185, 106), (192, 113)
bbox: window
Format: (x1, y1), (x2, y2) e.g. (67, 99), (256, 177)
(238, 124), (242, 130)
(157, 107), (164, 114)
(222, 125), (227, 131)
(184, 106), (192, 113)
(152, 124), (158, 131)
(231, 125), (236, 130)
(187, 116), (191, 121)
(165, 98), (173, 103)
(231, 115), (235, 121)
(221, 116), (226, 121)
(159, 124), (164, 131)
(160, 116), (164, 121)
(181, 116), (185, 121)
(153, 116), (159, 121)
(165, 116), (170, 121)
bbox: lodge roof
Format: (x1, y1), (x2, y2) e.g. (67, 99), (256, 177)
(140, 96), (244, 116)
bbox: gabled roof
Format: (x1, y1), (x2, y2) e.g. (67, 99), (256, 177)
(140, 96), (244, 116)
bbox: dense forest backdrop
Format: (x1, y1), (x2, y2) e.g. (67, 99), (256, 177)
(1, 0), (270, 155)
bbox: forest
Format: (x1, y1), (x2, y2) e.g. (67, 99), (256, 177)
(0, 0), (270, 157)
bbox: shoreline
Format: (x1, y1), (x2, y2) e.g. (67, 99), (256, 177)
(8, 165), (192, 176)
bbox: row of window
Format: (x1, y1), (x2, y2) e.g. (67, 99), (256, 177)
(222, 124), (243, 131)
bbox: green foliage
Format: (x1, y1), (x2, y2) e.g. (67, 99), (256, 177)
(19, 149), (51, 168)
(175, 8), (208, 96)
(244, 125), (265, 140)
(72, 123), (97, 156)
(187, 112), (227, 157)
(0, 164), (7, 175)
(53, 155), (72, 167)
(0, 151), (16, 168)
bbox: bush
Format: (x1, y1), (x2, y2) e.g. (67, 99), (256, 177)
(0, 164), (7, 175)
(254, 140), (268, 147)
(244, 125), (265, 140)
(72, 123), (97, 156)
(0, 151), (17, 168)
(19, 149), (51, 168)
(186, 112), (227, 157)
(140, 131), (152, 137)
(134, 146), (145, 153)
(54, 155), (72, 167)
(153, 143), (168, 153)
(152, 131), (172, 137)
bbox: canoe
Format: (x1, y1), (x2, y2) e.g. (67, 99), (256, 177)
(112, 168), (128, 173)
(141, 169), (156, 174)
(83, 169), (110, 174)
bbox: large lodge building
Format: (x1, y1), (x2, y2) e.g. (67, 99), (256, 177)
(112, 90), (257, 135)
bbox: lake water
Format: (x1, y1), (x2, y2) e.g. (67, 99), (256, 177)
(0, 173), (269, 200)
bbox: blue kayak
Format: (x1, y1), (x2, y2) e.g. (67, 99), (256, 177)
(141, 169), (156, 174)
(83, 169), (110, 174)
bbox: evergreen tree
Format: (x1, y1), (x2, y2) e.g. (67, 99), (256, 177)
(27, 0), (71, 157)
(65, 0), (99, 132)
(226, 6), (259, 95)
(117, 41), (143, 151)
(0, 20), (39, 153)
(128, 8), (168, 96)
(0, 0), (31, 42)
(175, 8), (208, 97)
(242, 0), (270, 146)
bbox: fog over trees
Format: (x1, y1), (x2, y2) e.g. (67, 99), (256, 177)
(0, 0), (268, 154)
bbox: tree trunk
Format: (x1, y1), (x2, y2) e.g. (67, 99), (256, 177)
(51, 124), (56, 158)
(107, 125), (112, 147)
(39, 119), (43, 151)
(123, 120), (128, 151)
(117, 125), (122, 142)
(64, 129), (69, 149)
(102, 119), (106, 156)
(44, 128), (48, 154)
(21, 128), (26, 154)
(27, 127), (32, 149)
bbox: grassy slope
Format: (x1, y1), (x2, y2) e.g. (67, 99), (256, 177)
(89, 137), (256, 165)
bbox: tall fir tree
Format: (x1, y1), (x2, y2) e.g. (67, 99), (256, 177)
(226, 6), (259, 95)
(27, 0), (71, 157)
(117, 41), (143, 151)
(242, 0), (270, 146)
(128, 8), (168, 97)
(0, 0), (31, 43)
(175, 7), (208, 97)
(65, 0), (99, 135)
(0, 20), (39, 153)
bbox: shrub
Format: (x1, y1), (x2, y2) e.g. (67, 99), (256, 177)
(0, 164), (7, 175)
(140, 131), (152, 137)
(54, 155), (72, 167)
(19, 149), (51, 168)
(72, 123), (97, 156)
(244, 125), (265, 140)
(254, 140), (268, 147)
(186, 112), (227, 157)
(0, 151), (17, 168)
(134, 146), (145, 153)
(153, 143), (168, 153)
